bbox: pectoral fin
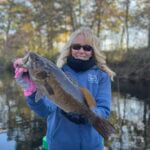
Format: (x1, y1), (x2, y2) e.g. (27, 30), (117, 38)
(35, 88), (44, 102)
(35, 80), (54, 102)
(35, 83), (47, 102)
(80, 88), (96, 109)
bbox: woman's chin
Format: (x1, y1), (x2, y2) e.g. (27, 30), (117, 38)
(74, 56), (89, 60)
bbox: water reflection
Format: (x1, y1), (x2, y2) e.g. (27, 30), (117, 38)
(0, 73), (150, 150)
(110, 95), (147, 149)
(0, 132), (16, 150)
(110, 80), (150, 150)
(0, 73), (46, 150)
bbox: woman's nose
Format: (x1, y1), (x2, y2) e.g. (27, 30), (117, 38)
(78, 47), (84, 52)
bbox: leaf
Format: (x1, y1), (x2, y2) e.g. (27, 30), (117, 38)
(21, 23), (34, 33)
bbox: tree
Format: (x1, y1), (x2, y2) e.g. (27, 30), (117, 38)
(0, 0), (32, 59)
(82, 0), (125, 40)
(131, 0), (150, 48)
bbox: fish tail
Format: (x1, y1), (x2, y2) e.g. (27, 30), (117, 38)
(92, 116), (115, 140)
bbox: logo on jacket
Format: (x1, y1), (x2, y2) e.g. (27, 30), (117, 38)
(88, 74), (98, 84)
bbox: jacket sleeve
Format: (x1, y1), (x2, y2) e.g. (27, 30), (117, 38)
(92, 72), (112, 119)
(26, 92), (57, 118)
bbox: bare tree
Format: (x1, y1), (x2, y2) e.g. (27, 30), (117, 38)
(125, 0), (130, 51)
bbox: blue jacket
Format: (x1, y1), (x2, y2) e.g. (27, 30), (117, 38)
(26, 64), (112, 150)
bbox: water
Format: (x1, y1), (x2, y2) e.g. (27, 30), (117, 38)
(0, 73), (46, 150)
(109, 79), (150, 150)
(0, 74), (150, 150)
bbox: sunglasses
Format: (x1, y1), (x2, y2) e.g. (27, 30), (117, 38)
(70, 44), (93, 52)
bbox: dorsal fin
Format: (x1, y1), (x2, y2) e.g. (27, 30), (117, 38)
(80, 88), (96, 109)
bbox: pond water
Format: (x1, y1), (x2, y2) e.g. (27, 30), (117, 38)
(0, 73), (150, 150)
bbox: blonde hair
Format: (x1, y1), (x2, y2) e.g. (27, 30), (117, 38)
(56, 27), (116, 80)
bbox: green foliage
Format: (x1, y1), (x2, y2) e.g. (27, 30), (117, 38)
(0, 0), (149, 64)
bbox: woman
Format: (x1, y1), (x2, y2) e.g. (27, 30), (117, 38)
(14, 27), (115, 150)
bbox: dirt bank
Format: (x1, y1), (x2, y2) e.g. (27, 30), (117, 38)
(106, 47), (150, 82)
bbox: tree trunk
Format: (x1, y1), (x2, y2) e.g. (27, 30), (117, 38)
(47, 26), (53, 51)
(120, 26), (125, 50)
(125, 0), (130, 51)
(97, 12), (101, 37)
(3, 2), (13, 58)
(143, 101), (148, 149)
(68, 2), (76, 31)
(148, 27), (150, 48)
(78, 0), (82, 27)
(96, 0), (102, 37)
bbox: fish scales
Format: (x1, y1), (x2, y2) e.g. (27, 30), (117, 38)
(46, 74), (86, 113)
(46, 61), (85, 104)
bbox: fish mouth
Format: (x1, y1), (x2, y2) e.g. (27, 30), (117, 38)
(22, 52), (44, 73)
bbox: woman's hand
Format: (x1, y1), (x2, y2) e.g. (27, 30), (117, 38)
(61, 110), (88, 124)
(13, 58), (37, 97)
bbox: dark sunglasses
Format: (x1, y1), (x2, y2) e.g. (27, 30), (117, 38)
(70, 44), (93, 52)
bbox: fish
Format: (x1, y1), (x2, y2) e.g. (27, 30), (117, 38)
(21, 52), (115, 140)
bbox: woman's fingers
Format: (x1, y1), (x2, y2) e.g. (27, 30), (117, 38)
(15, 67), (28, 78)
(13, 58), (28, 78)
(13, 58), (23, 69)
